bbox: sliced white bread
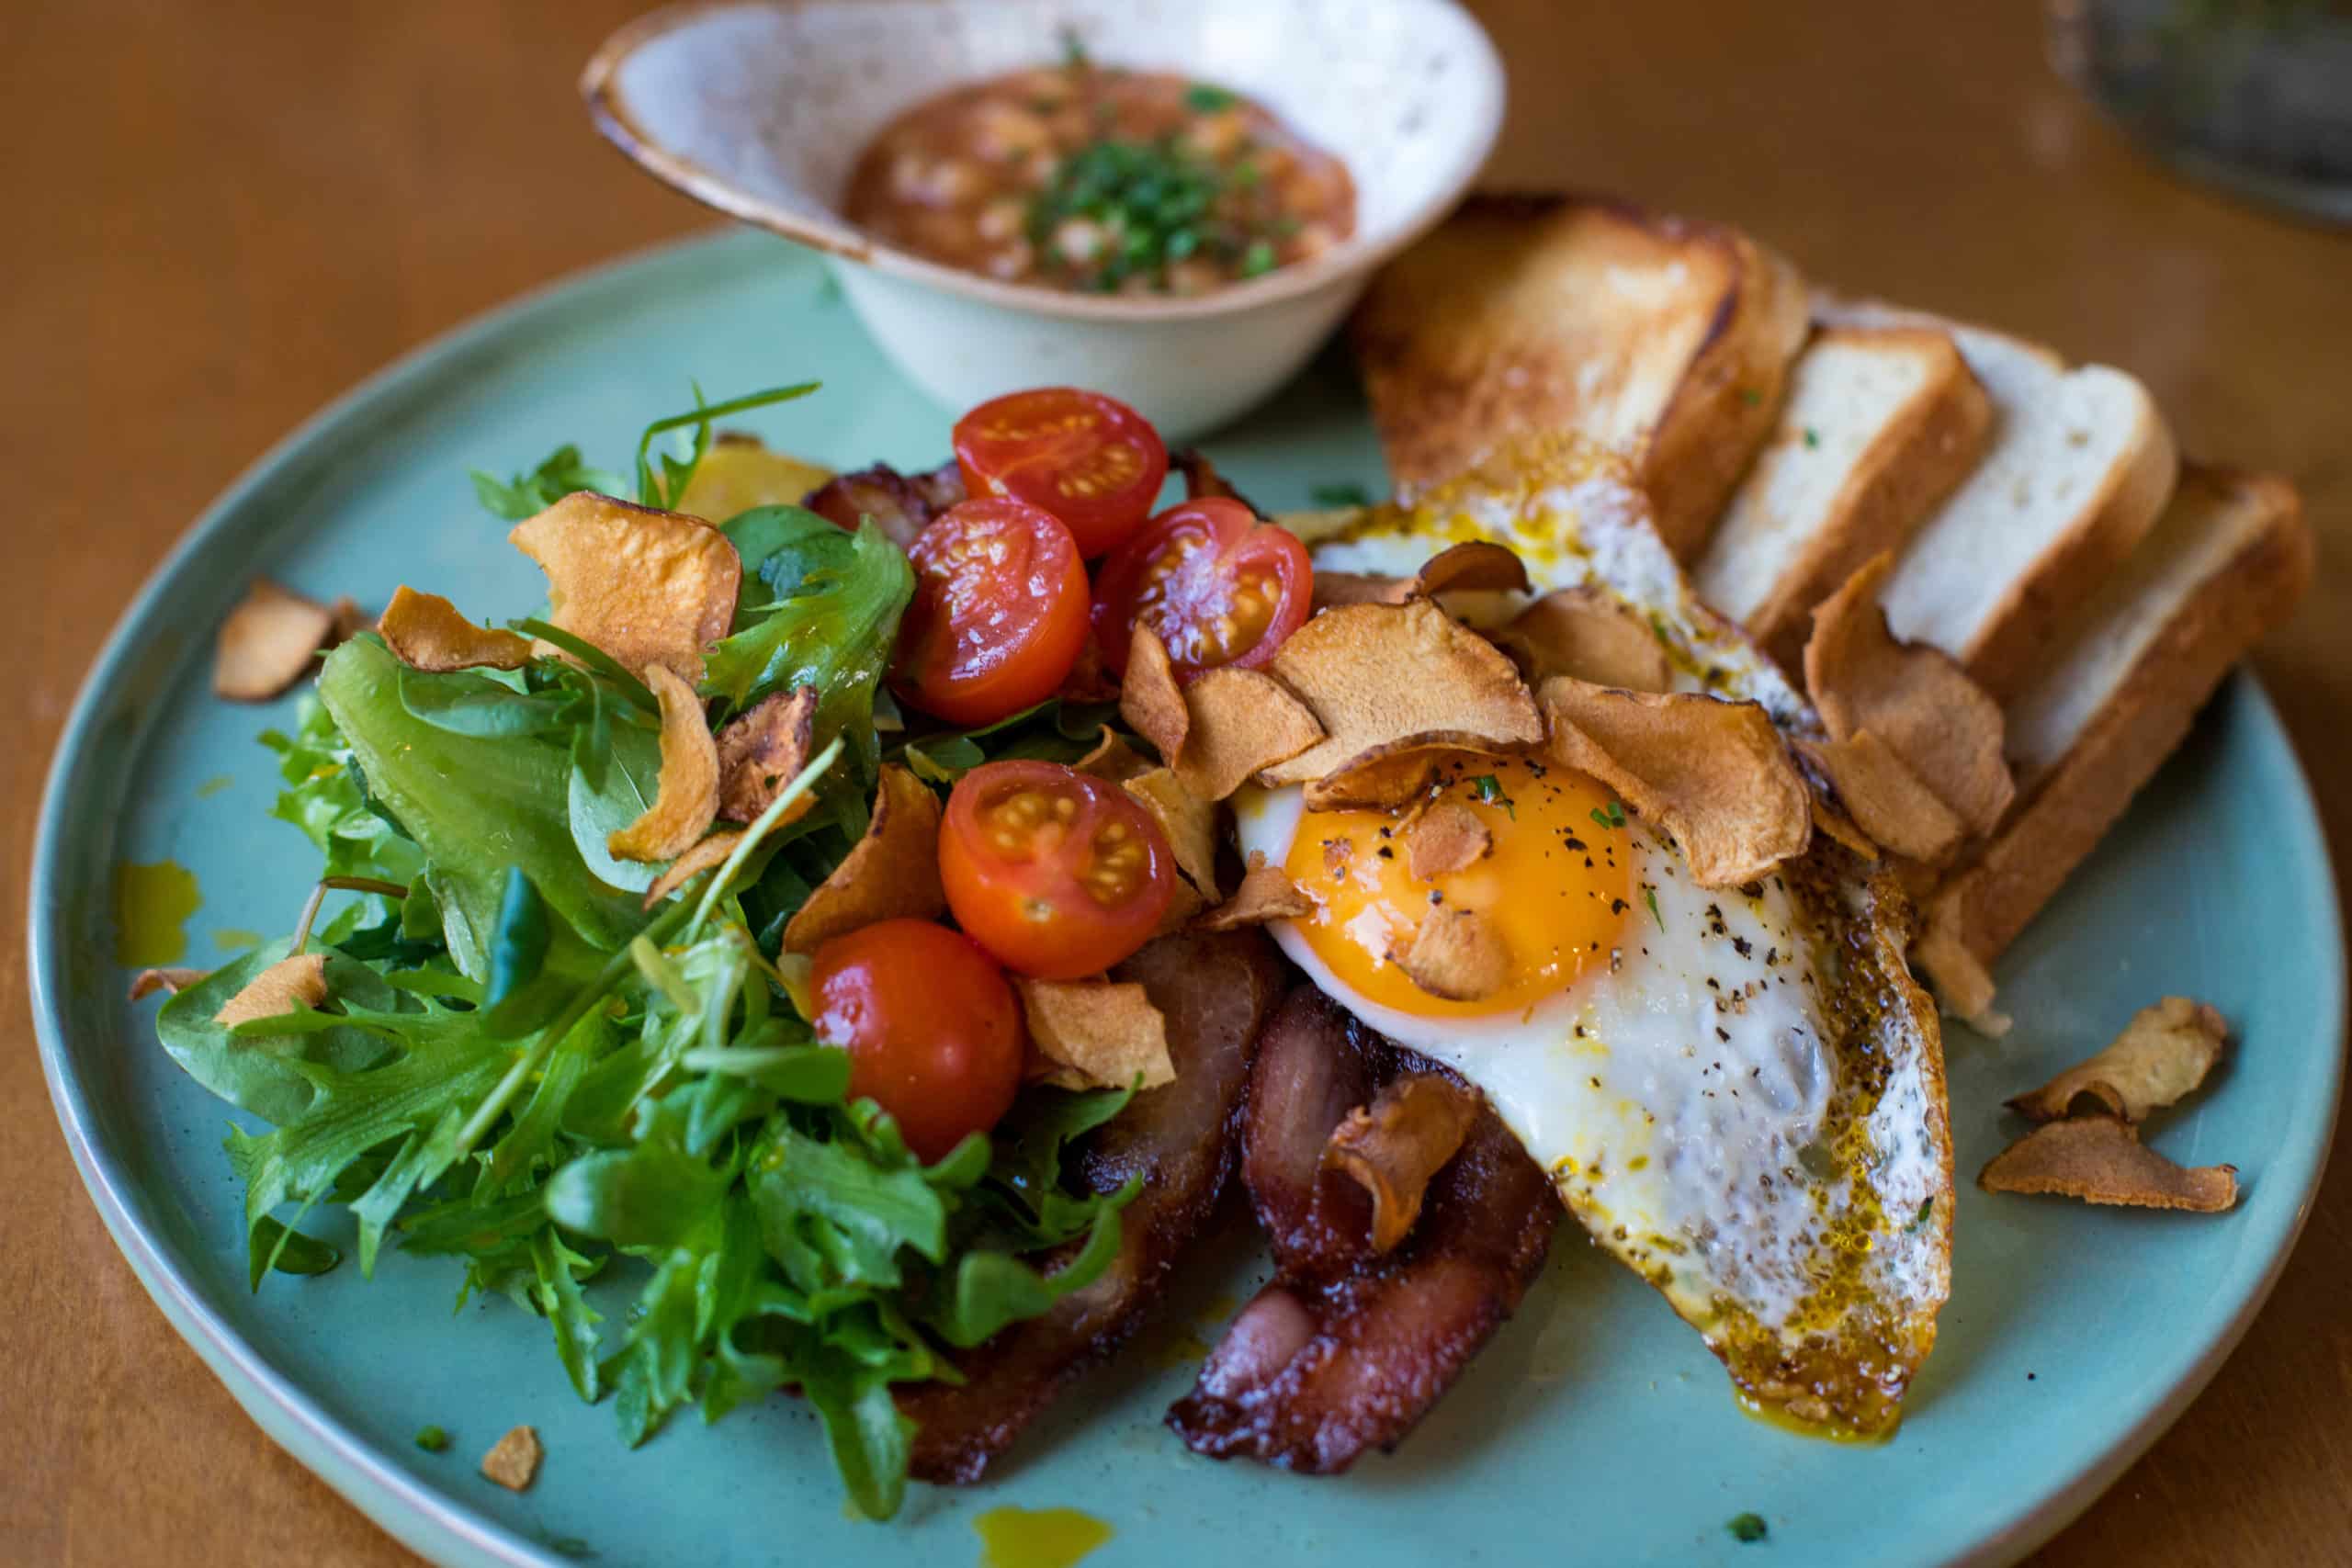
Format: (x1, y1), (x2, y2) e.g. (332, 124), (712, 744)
(1923, 464), (2312, 973)
(1351, 196), (1810, 560)
(1814, 299), (2179, 703)
(1693, 324), (1994, 669)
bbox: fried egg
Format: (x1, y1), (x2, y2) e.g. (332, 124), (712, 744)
(1247, 441), (1953, 1436)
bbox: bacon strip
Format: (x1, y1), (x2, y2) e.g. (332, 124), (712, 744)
(1167, 985), (1558, 1472)
(804, 459), (966, 550)
(899, 928), (1284, 1483)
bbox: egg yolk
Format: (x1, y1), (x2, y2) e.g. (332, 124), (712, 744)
(1282, 752), (1634, 1018)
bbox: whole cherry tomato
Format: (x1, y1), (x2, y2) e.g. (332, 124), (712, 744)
(808, 919), (1025, 1162)
(939, 760), (1177, 979)
(891, 497), (1090, 726)
(1090, 497), (1313, 681)
(953, 388), (1170, 558)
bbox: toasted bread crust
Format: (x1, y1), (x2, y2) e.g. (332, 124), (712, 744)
(1351, 194), (1806, 560)
(1925, 467), (2312, 965)
(1747, 327), (1996, 667)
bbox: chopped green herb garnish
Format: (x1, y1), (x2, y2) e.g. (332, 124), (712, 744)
(1589, 800), (1627, 830)
(1907, 1196), (1934, 1232)
(1309, 481), (1374, 509)
(1239, 239), (1277, 278)
(1059, 27), (1089, 68)
(1644, 886), (1663, 930)
(1727, 1512), (1769, 1543)
(1803, 426), (1820, 449)
(1184, 83), (1238, 112)
(1469, 774), (1515, 818)
(1740, 388), (1764, 407)
(414, 1426), (449, 1453)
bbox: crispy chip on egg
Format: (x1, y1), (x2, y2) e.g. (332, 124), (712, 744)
(1404, 802), (1491, 879)
(715, 687), (818, 826)
(1540, 676), (1810, 888)
(1261, 600), (1541, 788)
(1313, 540), (1532, 611)
(606, 665), (721, 863)
(1300, 735), (1501, 812)
(508, 492), (741, 682)
(1498, 585), (1674, 694)
(1324, 1073), (1483, 1252)
(214, 953), (329, 1028)
(1979, 1114), (2236, 1212)
(1015, 976), (1175, 1090)
(1914, 905), (2008, 1034)
(1392, 908), (1511, 1002)
(1118, 627), (1327, 800)
(214, 578), (336, 701)
(1796, 732), (1965, 865)
(378, 585), (533, 673)
(1072, 725), (1153, 784)
(1197, 860), (1317, 931)
(2009, 998), (2228, 1123)
(639, 831), (745, 910)
(1122, 767), (1221, 899)
(1806, 554), (2015, 838)
(781, 764), (944, 953)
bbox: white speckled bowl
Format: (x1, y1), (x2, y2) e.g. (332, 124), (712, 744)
(582, 0), (1504, 439)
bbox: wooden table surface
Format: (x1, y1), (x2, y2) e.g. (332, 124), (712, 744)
(6, 1), (2348, 1562)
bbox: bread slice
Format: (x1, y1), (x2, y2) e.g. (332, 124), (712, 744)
(1693, 324), (1994, 668)
(1923, 465), (2312, 970)
(1351, 196), (1810, 560)
(1813, 300), (2179, 703)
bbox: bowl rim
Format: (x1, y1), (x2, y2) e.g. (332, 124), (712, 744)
(579, 0), (1507, 323)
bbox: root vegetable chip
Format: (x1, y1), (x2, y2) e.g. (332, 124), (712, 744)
(1312, 541), (1532, 611)
(1073, 726), (1152, 784)
(379, 585), (533, 672)
(1197, 861), (1316, 931)
(1117, 627), (1325, 800)
(640, 831), (745, 910)
(129, 966), (206, 1002)
(1541, 676), (1811, 888)
(782, 764), (944, 953)
(509, 491), (741, 682)
(1806, 554), (2015, 838)
(1915, 914), (2009, 1037)
(2010, 998), (2229, 1123)
(215, 578), (335, 701)
(1261, 600), (1542, 787)
(213, 953), (330, 1028)
(715, 686), (819, 825)
(1498, 585), (1673, 694)
(481, 1426), (544, 1492)
(1796, 731), (1965, 865)
(1298, 736), (1478, 812)
(1122, 767), (1220, 899)
(1405, 802), (1492, 879)
(327, 595), (376, 645)
(1014, 976), (1175, 1091)
(1324, 1073), (1483, 1252)
(1393, 908), (1510, 1001)
(607, 664), (720, 863)
(1119, 626), (1192, 761)
(1979, 1115), (2236, 1213)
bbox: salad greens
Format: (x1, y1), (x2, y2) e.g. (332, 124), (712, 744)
(157, 387), (1143, 1519)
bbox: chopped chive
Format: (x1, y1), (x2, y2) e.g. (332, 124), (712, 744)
(415, 1425), (450, 1453)
(1727, 1512), (1769, 1543)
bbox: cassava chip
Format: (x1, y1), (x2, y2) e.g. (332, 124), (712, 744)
(640, 831), (745, 910)
(1796, 731), (1965, 865)
(1119, 626), (1192, 762)
(1015, 976), (1174, 1091)
(1806, 554), (2015, 837)
(213, 953), (329, 1028)
(1541, 677), (1811, 888)
(1122, 767), (1220, 898)
(1915, 913), (2009, 1037)
(1301, 735), (1501, 812)
(1392, 908), (1510, 1001)
(1261, 599), (1541, 786)
(509, 491), (741, 682)
(715, 686), (819, 825)
(2010, 998), (2229, 1123)
(1979, 1115), (2236, 1213)
(215, 578), (334, 700)
(379, 585), (533, 672)
(1498, 585), (1673, 694)
(781, 764), (944, 953)
(1197, 861), (1316, 931)
(129, 967), (206, 1002)
(607, 664), (720, 863)
(1073, 726), (1153, 783)
(1175, 665), (1325, 800)
(1405, 802), (1491, 879)
(1324, 1073), (1483, 1252)
(327, 595), (375, 645)
(1312, 541), (1531, 611)
(481, 1426), (544, 1492)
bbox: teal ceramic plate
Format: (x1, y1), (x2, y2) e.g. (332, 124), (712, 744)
(31, 232), (2346, 1568)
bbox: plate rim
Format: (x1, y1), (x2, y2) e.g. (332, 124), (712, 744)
(26, 229), (2347, 1568)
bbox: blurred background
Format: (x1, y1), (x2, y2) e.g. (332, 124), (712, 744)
(5, 2), (2347, 1563)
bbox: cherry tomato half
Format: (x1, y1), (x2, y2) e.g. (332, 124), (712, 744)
(809, 919), (1025, 1162)
(940, 760), (1177, 979)
(1091, 497), (1314, 681)
(953, 388), (1170, 558)
(891, 497), (1091, 727)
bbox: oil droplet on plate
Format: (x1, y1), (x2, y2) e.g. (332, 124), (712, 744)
(972, 1506), (1113, 1568)
(113, 861), (201, 965)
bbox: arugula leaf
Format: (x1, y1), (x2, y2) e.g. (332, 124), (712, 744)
(156, 943), (401, 1124)
(634, 382), (820, 513)
(249, 1215), (342, 1286)
(470, 445), (628, 523)
(260, 700), (427, 888)
(892, 699), (1122, 785)
(1309, 480), (1373, 508)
